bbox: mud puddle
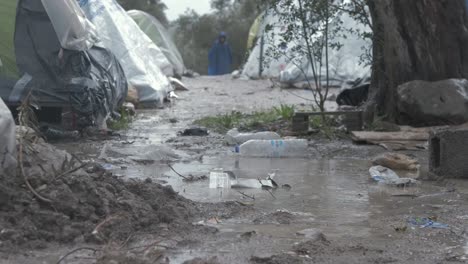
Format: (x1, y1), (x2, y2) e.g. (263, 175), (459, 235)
(108, 154), (466, 263)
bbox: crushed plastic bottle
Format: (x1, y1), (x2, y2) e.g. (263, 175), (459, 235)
(369, 166), (418, 187)
(225, 128), (281, 145)
(209, 168), (231, 189)
(239, 139), (308, 158)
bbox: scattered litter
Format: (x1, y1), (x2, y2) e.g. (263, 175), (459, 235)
(179, 127), (209, 136)
(240, 231), (257, 239)
(372, 153), (420, 171)
(408, 217), (449, 229)
(239, 139), (308, 158)
(209, 169), (233, 189)
(369, 166), (418, 187)
(196, 217), (222, 226)
(122, 102), (136, 116)
(225, 128), (281, 145)
(169, 91), (179, 99)
(169, 77), (189, 91)
(296, 228), (325, 239)
(40, 126), (80, 140)
(457, 215), (468, 220)
(394, 226), (408, 232)
(282, 184), (292, 190)
(102, 164), (114, 171)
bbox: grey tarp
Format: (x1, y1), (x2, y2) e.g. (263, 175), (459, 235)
(9, 0), (127, 129)
(0, 98), (16, 176)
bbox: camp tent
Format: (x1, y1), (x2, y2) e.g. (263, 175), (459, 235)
(128, 10), (185, 77)
(242, 4), (371, 89)
(79, 0), (173, 105)
(0, 0), (18, 78)
(242, 10), (293, 79)
(8, 0), (128, 129)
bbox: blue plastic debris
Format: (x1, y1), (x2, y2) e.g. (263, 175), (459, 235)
(408, 217), (449, 229)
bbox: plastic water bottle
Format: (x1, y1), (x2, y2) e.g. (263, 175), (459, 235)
(209, 168), (231, 189)
(225, 128), (281, 145)
(239, 139), (308, 158)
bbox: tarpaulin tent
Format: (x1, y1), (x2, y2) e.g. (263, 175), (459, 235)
(79, 0), (173, 106)
(242, 10), (292, 79)
(128, 10), (185, 77)
(279, 12), (371, 88)
(0, 98), (17, 176)
(246, 14), (263, 52)
(242, 3), (371, 89)
(10, 0), (128, 129)
(0, 0), (18, 78)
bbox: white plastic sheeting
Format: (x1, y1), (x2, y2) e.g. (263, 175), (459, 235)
(0, 98), (17, 176)
(280, 12), (371, 87)
(242, 5), (371, 88)
(78, 0), (173, 104)
(128, 10), (185, 76)
(242, 10), (293, 79)
(41, 0), (97, 51)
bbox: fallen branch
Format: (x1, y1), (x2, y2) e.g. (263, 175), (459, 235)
(56, 247), (99, 264)
(266, 189), (276, 199)
(167, 164), (189, 180)
(54, 162), (89, 181)
(237, 191), (255, 200)
(19, 142), (53, 204)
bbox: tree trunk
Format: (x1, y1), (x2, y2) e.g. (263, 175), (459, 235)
(367, 0), (468, 122)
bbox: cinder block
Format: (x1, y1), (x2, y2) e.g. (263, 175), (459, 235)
(292, 113), (309, 133)
(429, 128), (468, 178)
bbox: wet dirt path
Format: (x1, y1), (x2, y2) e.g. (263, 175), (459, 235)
(49, 76), (468, 263)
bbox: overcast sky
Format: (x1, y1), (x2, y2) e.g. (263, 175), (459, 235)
(164, 0), (212, 21)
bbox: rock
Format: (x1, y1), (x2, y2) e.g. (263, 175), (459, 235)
(179, 127), (209, 136)
(397, 79), (468, 126)
(372, 153), (420, 171)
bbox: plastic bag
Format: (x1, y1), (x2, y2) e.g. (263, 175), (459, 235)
(41, 0), (97, 51)
(0, 98), (17, 175)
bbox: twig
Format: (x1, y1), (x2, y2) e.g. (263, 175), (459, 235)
(236, 191), (255, 200)
(167, 164), (189, 180)
(54, 162), (89, 181)
(92, 215), (123, 236)
(56, 247), (99, 264)
(19, 142), (53, 204)
(265, 189), (276, 200)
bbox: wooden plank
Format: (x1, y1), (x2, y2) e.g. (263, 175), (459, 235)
(351, 131), (429, 142)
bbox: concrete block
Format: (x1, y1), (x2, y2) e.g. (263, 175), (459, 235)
(429, 128), (468, 179)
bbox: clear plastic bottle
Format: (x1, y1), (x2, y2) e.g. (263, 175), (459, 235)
(239, 139), (308, 158)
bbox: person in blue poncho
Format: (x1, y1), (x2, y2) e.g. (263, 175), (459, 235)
(208, 32), (233, 75)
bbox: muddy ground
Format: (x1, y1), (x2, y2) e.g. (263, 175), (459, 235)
(1, 75), (468, 263)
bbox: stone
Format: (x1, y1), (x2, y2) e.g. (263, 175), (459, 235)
(397, 79), (468, 126)
(429, 128), (468, 179)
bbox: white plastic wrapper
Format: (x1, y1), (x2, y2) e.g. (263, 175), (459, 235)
(0, 98), (17, 176)
(78, 0), (173, 104)
(41, 0), (97, 51)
